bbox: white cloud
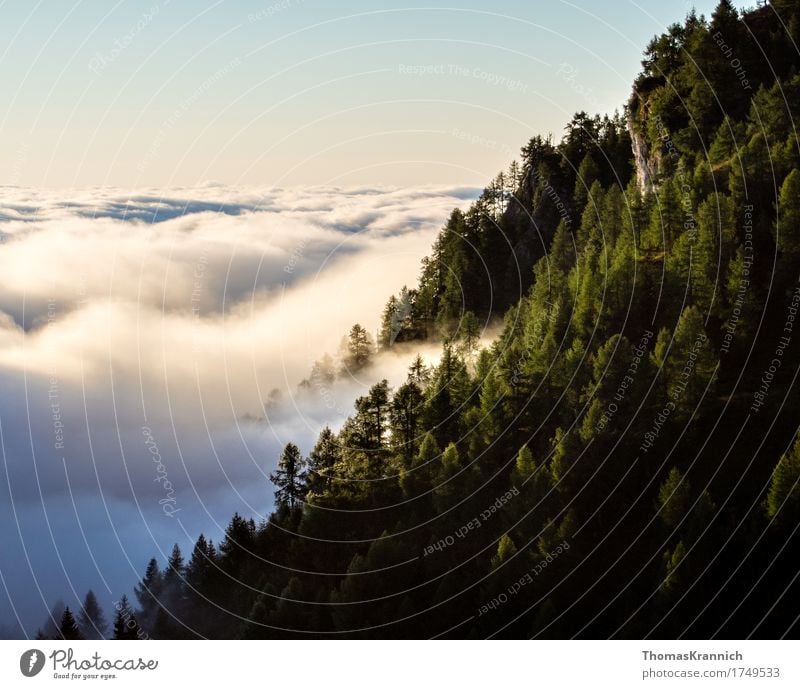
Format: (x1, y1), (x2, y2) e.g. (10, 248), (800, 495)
(0, 184), (477, 632)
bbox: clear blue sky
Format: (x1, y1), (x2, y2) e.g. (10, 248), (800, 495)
(0, 0), (720, 187)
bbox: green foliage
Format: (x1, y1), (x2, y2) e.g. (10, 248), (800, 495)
(766, 435), (800, 523)
(433, 442), (461, 509)
(400, 431), (439, 498)
(340, 324), (373, 374)
(307, 426), (340, 495)
(658, 466), (690, 530)
(58, 607), (82, 641)
(112, 595), (140, 640)
(270, 443), (307, 509)
(95, 2), (800, 638)
(491, 534), (517, 569)
(663, 306), (717, 418)
(775, 169), (800, 267)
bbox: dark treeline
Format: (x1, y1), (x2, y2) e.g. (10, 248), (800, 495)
(45, 0), (800, 639)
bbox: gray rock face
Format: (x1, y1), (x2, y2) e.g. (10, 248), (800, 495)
(628, 109), (655, 193)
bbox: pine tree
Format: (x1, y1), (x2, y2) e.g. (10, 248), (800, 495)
(424, 342), (470, 445)
(510, 443), (553, 526)
(775, 169), (800, 268)
(651, 177), (684, 250)
(766, 435), (800, 523)
(134, 558), (162, 632)
(390, 380), (423, 463)
(658, 466), (690, 531)
(661, 540), (688, 594)
(307, 426), (340, 494)
(573, 154), (601, 213)
(358, 380), (390, 450)
(724, 246), (755, 346)
(407, 354), (430, 387)
(513, 444), (536, 482)
(112, 595), (140, 640)
(39, 600), (65, 640)
(149, 544), (189, 639)
(185, 534), (215, 591)
(218, 513), (257, 571)
(664, 305), (717, 418)
(57, 607), (81, 641)
(458, 311), (481, 361)
(308, 353), (336, 387)
(341, 380), (391, 462)
(433, 442), (461, 509)
(508, 159), (522, 190)
(400, 432), (440, 498)
(491, 534), (518, 569)
(270, 443), (307, 509)
(340, 324), (373, 374)
(77, 590), (107, 640)
(378, 295), (400, 348)
(163, 544), (185, 602)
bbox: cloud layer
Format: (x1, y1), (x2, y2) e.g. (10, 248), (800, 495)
(0, 184), (477, 635)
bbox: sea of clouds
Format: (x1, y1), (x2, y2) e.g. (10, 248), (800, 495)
(0, 184), (478, 636)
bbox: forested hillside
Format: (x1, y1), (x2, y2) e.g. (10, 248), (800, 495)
(51, 0), (800, 639)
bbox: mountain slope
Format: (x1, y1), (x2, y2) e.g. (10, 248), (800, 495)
(101, 0), (800, 640)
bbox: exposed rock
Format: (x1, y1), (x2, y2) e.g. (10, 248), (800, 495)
(628, 109), (655, 193)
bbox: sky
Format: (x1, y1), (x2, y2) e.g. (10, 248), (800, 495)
(0, 0), (723, 637)
(0, 0), (718, 188)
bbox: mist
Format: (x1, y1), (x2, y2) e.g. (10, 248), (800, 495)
(0, 184), (477, 636)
